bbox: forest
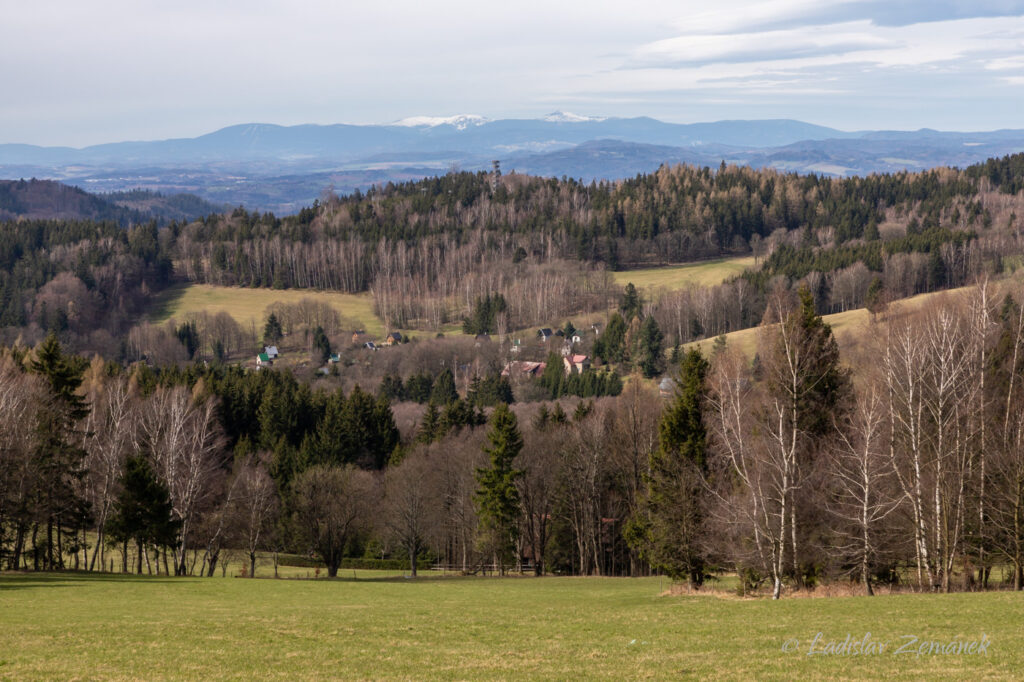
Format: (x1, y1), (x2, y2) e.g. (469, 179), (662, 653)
(2, 153), (1024, 593)
(2, 153), (1024, 358)
(2, 276), (1024, 594)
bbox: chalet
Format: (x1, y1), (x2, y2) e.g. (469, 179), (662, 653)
(256, 352), (272, 367)
(328, 353), (341, 364)
(364, 341), (378, 351)
(537, 328), (554, 342)
(384, 332), (403, 346)
(501, 361), (547, 378)
(264, 345), (279, 359)
(562, 354), (590, 375)
(570, 333), (583, 344)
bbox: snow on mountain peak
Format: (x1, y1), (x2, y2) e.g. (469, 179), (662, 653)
(542, 111), (606, 123)
(392, 114), (490, 130)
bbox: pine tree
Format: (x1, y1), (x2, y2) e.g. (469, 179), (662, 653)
(620, 282), (642, 321)
(29, 334), (91, 570)
(417, 402), (441, 444)
(474, 404), (523, 574)
(311, 326), (331, 364)
(636, 316), (665, 378)
(627, 349), (710, 588)
(107, 454), (179, 574)
(263, 313), (283, 345)
(431, 368), (458, 405)
(595, 313), (627, 363)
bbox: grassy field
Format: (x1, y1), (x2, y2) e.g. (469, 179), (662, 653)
(613, 256), (757, 291)
(685, 287), (969, 359)
(1, 572), (1021, 680)
(150, 284), (386, 337)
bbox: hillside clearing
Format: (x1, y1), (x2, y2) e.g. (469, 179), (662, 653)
(613, 256), (757, 291)
(0, 572), (1019, 680)
(149, 284), (386, 337)
(684, 286), (977, 359)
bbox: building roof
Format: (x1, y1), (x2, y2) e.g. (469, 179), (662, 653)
(264, 345), (279, 356)
(257, 352), (270, 362)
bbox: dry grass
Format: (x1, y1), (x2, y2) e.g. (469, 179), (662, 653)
(613, 256), (757, 291)
(685, 284), (989, 359)
(149, 283), (386, 337)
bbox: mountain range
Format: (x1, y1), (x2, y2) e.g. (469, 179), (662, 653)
(3, 114), (1023, 215)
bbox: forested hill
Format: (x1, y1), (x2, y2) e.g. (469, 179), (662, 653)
(182, 151), (1022, 274)
(0, 179), (224, 225)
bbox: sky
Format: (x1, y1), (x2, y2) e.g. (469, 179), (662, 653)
(3, 0), (1024, 147)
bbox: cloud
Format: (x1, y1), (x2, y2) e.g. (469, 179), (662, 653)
(1, 1), (1023, 145)
(628, 21), (896, 68)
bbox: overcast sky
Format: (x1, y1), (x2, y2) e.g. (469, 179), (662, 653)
(3, 0), (1024, 146)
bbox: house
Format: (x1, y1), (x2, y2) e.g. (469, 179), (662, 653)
(264, 345), (279, 359)
(570, 333), (583, 345)
(562, 354), (590, 375)
(537, 328), (554, 342)
(364, 341), (378, 351)
(328, 353), (341, 364)
(501, 361), (547, 378)
(256, 352), (272, 367)
(384, 332), (403, 346)
(510, 339), (522, 354)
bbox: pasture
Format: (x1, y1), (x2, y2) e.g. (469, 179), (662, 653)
(149, 284), (386, 337)
(684, 286), (975, 359)
(613, 256), (757, 291)
(0, 572), (1020, 680)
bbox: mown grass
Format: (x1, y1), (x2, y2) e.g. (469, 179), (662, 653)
(613, 256), (757, 291)
(0, 571), (1020, 680)
(149, 284), (386, 337)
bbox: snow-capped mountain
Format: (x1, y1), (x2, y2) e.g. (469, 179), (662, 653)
(542, 111), (607, 123)
(391, 115), (490, 130)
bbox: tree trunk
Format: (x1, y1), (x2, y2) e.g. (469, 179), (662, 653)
(136, 540), (143, 575)
(250, 552), (257, 578)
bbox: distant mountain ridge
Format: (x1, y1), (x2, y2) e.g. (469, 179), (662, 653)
(0, 179), (225, 224)
(3, 114), (1024, 214)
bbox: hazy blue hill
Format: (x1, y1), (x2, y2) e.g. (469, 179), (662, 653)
(4, 116), (1024, 214)
(0, 179), (223, 224)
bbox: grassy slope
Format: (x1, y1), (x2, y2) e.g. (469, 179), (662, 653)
(685, 287), (972, 359)
(149, 284), (386, 338)
(613, 256), (757, 291)
(0, 572), (1020, 680)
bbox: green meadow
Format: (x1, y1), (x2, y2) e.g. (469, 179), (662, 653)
(1, 572), (1021, 680)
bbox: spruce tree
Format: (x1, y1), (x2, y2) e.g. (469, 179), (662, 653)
(636, 316), (665, 378)
(474, 404), (523, 574)
(627, 348), (710, 588)
(417, 402), (441, 444)
(595, 313), (627, 363)
(431, 368), (458, 405)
